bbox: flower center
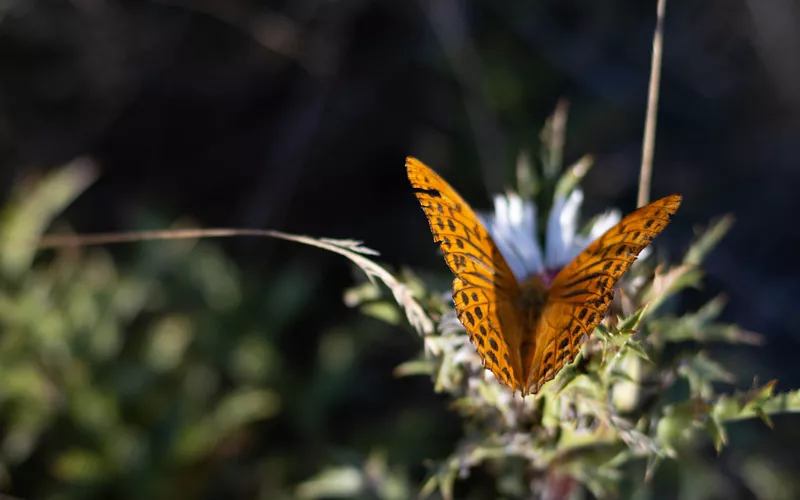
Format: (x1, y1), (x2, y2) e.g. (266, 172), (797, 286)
(539, 267), (562, 287)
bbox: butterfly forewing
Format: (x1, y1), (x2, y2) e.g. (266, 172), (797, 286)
(523, 194), (682, 395)
(406, 157), (525, 390)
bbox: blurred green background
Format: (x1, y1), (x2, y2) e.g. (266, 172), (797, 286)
(1, 1), (799, 498)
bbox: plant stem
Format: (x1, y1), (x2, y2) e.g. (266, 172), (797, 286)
(638, 0), (667, 208)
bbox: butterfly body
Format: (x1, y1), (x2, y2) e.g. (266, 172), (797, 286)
(406, 156), (681, 396)
(513, 278), (546, 383)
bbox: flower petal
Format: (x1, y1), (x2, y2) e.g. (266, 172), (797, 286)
(546, 189), (583, 268)
(479, 193), (544, 281)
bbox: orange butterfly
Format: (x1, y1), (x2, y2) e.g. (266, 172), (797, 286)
(406, 156), (681, 396)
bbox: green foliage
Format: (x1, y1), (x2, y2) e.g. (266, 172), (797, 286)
(295, 450), (411, 500)
(0, 159), (445, 499)
(0, 160), (285, 497)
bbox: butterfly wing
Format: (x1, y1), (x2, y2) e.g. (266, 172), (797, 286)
(524, 194), (682, 395)
(406, 157), (525, 390)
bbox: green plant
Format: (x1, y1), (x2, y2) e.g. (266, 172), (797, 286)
(342, 141), (800, 499)
(0, 160), (283, 497)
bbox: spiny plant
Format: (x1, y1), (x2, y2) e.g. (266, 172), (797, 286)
(342, 118), (800, 499)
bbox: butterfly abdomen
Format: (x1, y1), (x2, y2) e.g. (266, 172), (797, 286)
(517, 276), (549, 381)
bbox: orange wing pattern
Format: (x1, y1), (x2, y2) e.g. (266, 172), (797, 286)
(523, 195), (682, 394)
(406, 157), (525, 390)
(406, 156), (681, 396)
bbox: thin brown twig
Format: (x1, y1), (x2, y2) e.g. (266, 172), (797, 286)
(37, 228), (434, 334)
(638, 0), (667, 208)
(38, 228), (282, 248)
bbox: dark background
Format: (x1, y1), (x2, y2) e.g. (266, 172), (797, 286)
(1, 0), (799, 498)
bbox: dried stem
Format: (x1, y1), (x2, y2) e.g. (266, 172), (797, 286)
(638, 0), (667, 208)
(37, 228), (434, 335)
(38, 228), (283, 248)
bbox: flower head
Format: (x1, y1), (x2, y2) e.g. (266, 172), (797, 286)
(479, 188), (621, 285)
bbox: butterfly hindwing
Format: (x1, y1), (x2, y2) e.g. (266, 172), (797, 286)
(524, 194), (682, 394)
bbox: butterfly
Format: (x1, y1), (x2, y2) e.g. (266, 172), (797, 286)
(406, 156), (681, 395)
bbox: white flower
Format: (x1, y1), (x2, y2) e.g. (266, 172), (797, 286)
(479, 189), (622, 283)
